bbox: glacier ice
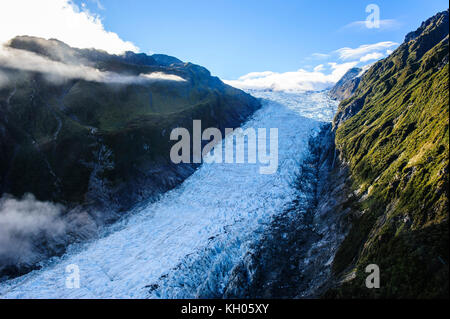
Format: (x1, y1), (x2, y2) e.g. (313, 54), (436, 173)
(0, 91), (337, 298)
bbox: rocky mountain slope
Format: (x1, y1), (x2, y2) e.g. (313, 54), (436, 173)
(328, 67), (362, 101)
(327, 10), (449, 298)
(0, 36), (260, 277)
(221, 9), (449, 299)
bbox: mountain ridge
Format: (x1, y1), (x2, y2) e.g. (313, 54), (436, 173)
(0, 36), (261, 278)
(328, 67), (362, 101)
(222, 9), (449, 299)
(326, 9), (449, 298)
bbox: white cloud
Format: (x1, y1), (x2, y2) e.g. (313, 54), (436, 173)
(0, 46), (185, 87)
(0, 194), (66, 266)
(224, 62), (358, 92)
(225, 40), (398, 92)
(141, 72), (187, 82)
(0, 0), (138, 54)
(310, 53), (330, 59)
(341, 19), (400, 31)
(313, 64), (325, 72)
(335, 41), (398, 61)
(359, 52), (384, 62)
(238, 71), (275, 81)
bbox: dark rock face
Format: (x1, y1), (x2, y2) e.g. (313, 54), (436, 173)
(0, 36), (261, 278)
(404, 9), (449, 43)
(328, 67), (362, 101)
(332, 96), (366, 130)
(223, 125), (352, 298)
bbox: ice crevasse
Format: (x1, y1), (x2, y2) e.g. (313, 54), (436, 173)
(0, 90), (337, 298)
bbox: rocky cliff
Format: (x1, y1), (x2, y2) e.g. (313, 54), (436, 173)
(328, 67), (362, 101)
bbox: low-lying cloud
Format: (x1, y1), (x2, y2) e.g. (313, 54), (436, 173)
(0, 194), (66, 267)
(360, 52), (385, 62)
(224, 62), (358, 92)
(0, 46), (185, 87)
(141, 72), (187, 82)
(226, 41), (398, 92)
(0, 193), (100, 277)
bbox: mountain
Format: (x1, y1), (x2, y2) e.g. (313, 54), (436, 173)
(0, 36), (260, 277)
(328, 67), (362, 101)
(216, 10), (448, 299)
(151, 54), (183, 66)
(327, 10), (449, 298)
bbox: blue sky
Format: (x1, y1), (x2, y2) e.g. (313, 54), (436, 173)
(1, 0), (448, 91)
(73, 0), (448, 79)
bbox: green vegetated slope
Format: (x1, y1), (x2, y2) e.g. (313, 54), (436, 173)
(0, 36), (260, 211)
(327, 10), (449, 298)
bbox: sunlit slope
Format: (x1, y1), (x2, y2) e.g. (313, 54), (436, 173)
(328, 10), (449, 298)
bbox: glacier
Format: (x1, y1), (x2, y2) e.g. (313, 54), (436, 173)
(0, 91), (337, 298)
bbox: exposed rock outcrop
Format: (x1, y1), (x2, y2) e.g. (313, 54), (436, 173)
(328, 67), (362, 101)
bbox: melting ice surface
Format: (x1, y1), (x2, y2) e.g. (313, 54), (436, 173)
(0, 91), (337, 298)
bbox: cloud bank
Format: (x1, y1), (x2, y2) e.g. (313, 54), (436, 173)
(0, 194), (66, 267)
(0, 46), (185, 87)
(0, 193), (102, 275)
(224, 62), (358, 92)
(141, 72), (187, 82)
(360, 52), (384, 62)
(226, 41), (398, 92)
(0, 0), (138, 54)
(335, 41), (398, 61)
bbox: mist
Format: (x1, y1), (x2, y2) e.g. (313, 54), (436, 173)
(0, 194), (66, 270)
(0, 70), (7, 87)
(0, 45), (186, 87)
